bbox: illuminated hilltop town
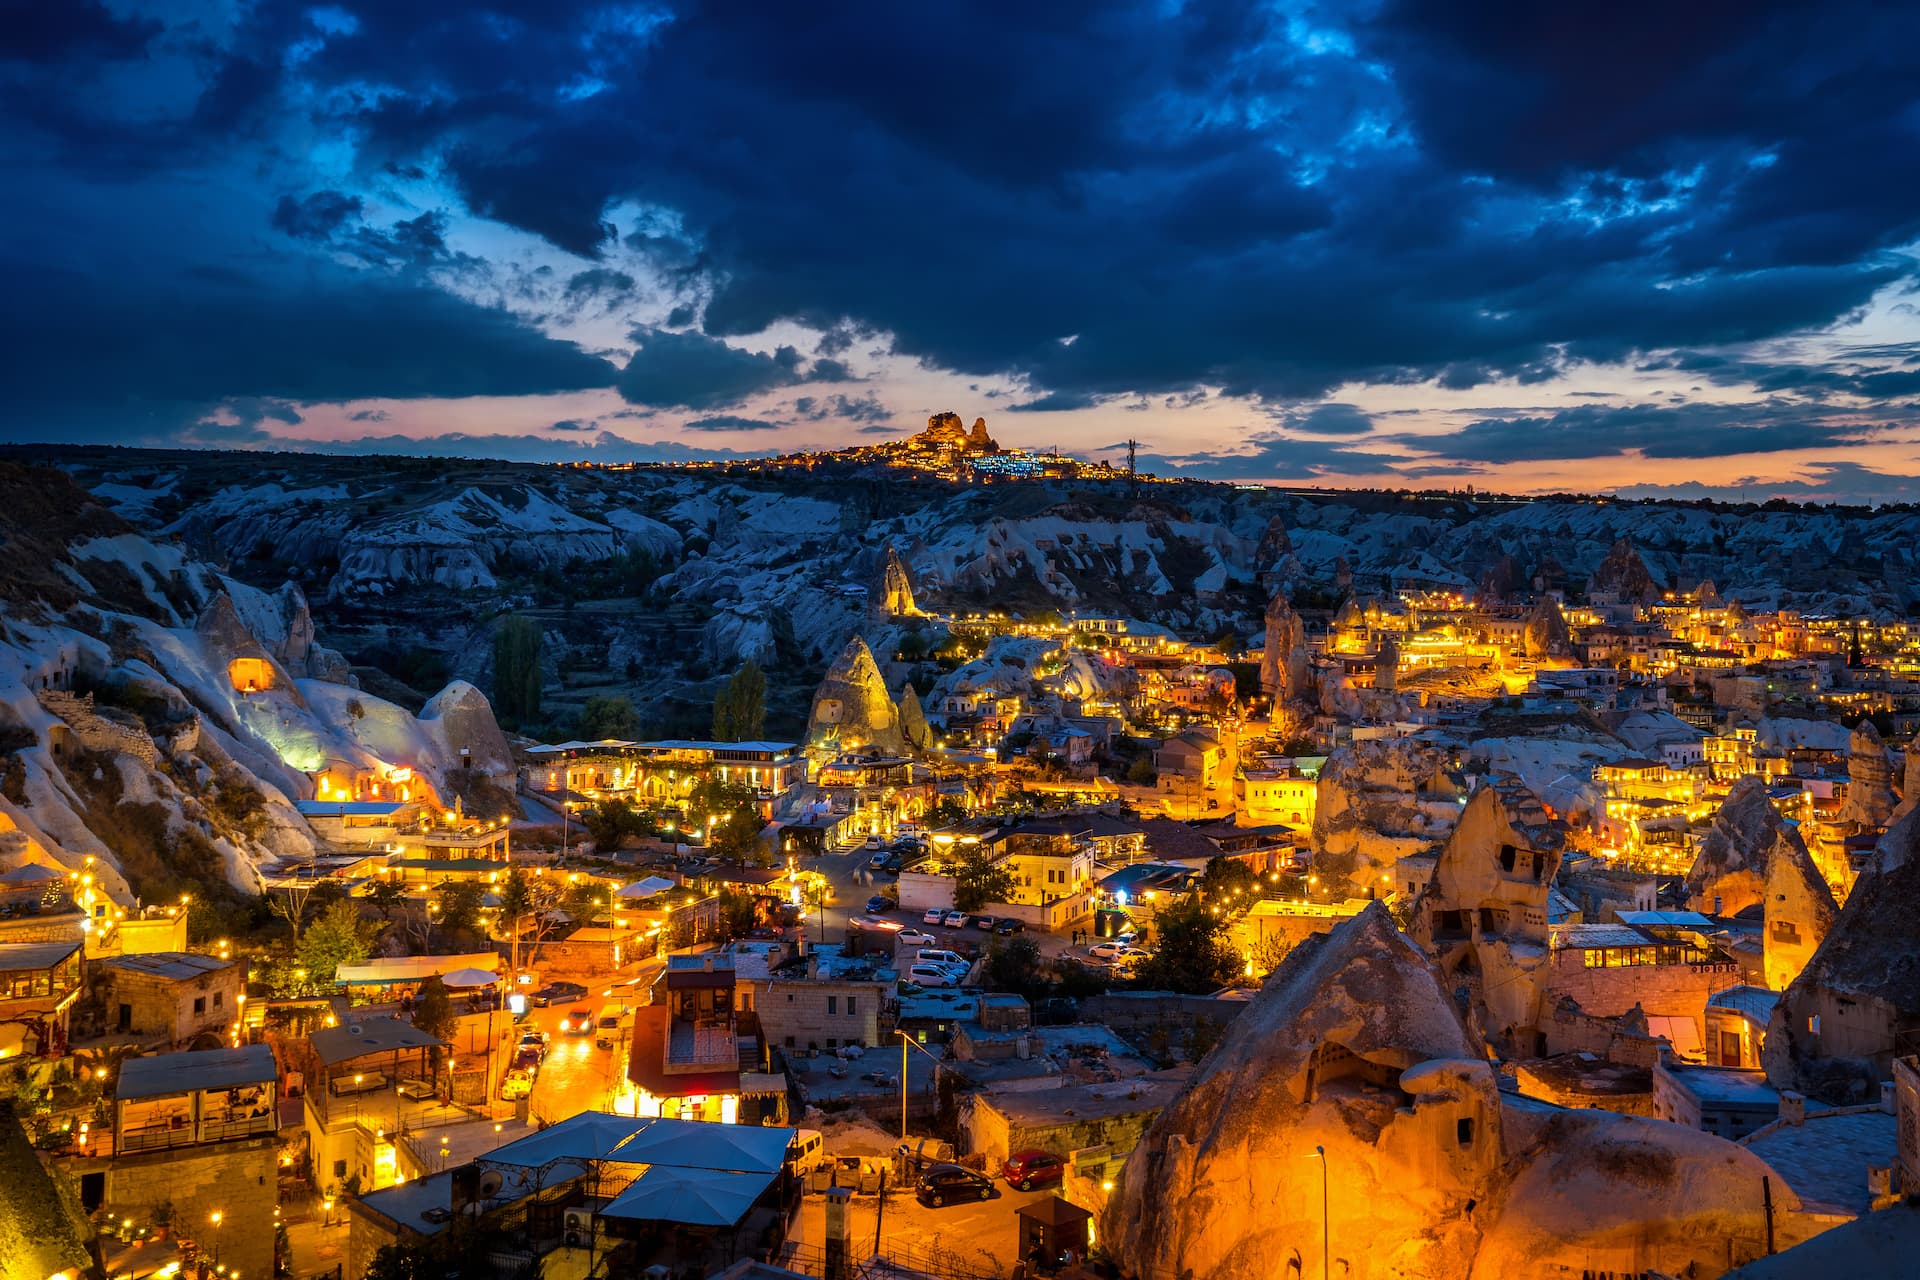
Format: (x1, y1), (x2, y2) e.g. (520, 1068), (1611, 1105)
(1, 440), (1918, 1280)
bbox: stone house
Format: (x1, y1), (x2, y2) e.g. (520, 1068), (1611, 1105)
(92, 951), (245, 1048)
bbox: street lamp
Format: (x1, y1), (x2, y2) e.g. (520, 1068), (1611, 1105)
(1306, 1146), (1328, 1279)
(209, 1210), (224, 1263)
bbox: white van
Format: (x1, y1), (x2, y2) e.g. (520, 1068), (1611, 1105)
(787, 1128), (826, 1176)
(915, 949), (967, 969)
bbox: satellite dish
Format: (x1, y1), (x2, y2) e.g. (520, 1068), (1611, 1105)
(477, 1169), (504, 1199)
(346, 1023), (364, 1036)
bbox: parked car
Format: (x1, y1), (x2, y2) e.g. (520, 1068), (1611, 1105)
(943, 910), (967, 927)
(511, 1046), (543, 1074)
(915, 949), (968, 968)
(516, 1030), (548, 1059)
(531, 981), (588, 1008)
(1088, 941), (1128, 961)
(896, 929), (936, 947)
(869, 853), (890, 869)
(1001, 1150), (1067, 1192)
(500, 1070), (534, 1100)
(866, 895), (893, 915)
(969, 914), (996, 930)
(922, 907), (947, 925)
(994, 918), (1026, 936)
(881, 857), (905, 874)
(916, 1163), (994, 1207)
(905, 964), (957, 988)
(560, 1007), (595, 1035)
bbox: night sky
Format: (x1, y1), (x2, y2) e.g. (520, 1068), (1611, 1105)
(8, 1), (1920, 500)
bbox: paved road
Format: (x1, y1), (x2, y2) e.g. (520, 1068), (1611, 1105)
(518, 956), (664, 1121)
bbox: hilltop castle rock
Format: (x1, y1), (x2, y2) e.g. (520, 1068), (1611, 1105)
(909, 412), (998, 455)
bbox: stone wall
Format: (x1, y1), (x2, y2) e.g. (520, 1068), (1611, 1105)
(1547, 954), (1743, 1041)
(752, 980), (885, 1051)
(37, 689), (158, 767)
(105, 1137), (278, 1278)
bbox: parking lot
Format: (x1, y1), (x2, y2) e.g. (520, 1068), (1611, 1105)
(788, 1162), (1063, 1275)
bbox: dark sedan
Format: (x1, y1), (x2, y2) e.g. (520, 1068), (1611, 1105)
(994, 918), (1026, 936)
(531, 980), (588, 1008)
(915, 1163), (995, 1208)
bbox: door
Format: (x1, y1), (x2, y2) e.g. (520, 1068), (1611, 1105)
(1720, 1030), (1743, 1067)
(117, 1004), (132, 1033)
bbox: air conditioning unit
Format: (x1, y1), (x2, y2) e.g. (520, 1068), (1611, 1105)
(563, 1208), (594, 1247)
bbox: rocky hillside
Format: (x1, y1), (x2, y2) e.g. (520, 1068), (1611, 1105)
(0, 462), (513, 906)
(25, 441), (1920, 739)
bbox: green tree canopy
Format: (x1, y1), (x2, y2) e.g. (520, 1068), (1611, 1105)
(412, 976), (456, 1045)
(1199, 856), (1258, 905)
(577, 694), (642, 742)
(433, 880), (487, 938)
(582, 797), (647, 852)
(687, 777), (766, 861)
(297, 899), (374, 986)
(952, 844), (1016, 912)
(1132, 897), (1242, 995)
(491, 615), (544, 727)
(711, 660), (767, 740)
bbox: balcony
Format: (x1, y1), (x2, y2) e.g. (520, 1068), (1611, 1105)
(667, 1020), (738, 1068)
(118, 1109), (276, 1152)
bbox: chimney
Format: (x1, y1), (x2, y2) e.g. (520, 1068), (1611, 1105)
(1881, 1080), (1896, 1114)
(1778, 1091), (1806, 1126)
(1713, 895), (1723, 916)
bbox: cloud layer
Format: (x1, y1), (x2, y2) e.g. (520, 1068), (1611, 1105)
(4, 1), (1920, 497)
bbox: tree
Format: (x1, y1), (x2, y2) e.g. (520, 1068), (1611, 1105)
(496, 869), (534, 972)
(433, 881), (486, 939)
(1199, 856), (1257, 905)
(715, 889), (760, 942)
(952, 844), (1016, 912)
(297, 899), (374, 986)
(366, 878), (408, 921)
(583, 798), (645, 852)
(711, 660), (767, 740)
(1132, 897), (1240, 994)
(687, 777), (766, 862)
(577, 694), (641, 742)
(491, 615), (544, 727)
(412, 976), (456, 1046)
(985, 936), (1044, 999)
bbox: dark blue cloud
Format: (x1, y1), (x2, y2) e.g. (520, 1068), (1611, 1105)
(4, 0), (1920, 463)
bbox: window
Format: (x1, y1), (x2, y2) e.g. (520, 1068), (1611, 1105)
(334, 1160), (348, 1178)
(193, 996), (206, 1015)
(213, 992), (223, 1008)
(1456, 1117), (1475, 1146)
(847, 997), (857, 1017)
(827, 996), (837, 1015)
(784, 1036), (795, 1048)
(826, 1038), (837, 1049)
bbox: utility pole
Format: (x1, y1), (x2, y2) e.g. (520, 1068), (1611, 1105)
(1126, 439), (1139, 499)
(1762, 1174), (1775, 1255)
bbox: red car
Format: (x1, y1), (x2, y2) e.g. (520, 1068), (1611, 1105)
(1001, 1150), (1066, 1192)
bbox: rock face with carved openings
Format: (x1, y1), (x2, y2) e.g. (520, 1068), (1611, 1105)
(1523, 594), (1572, 660)
(1104, 904), (1811, 1280)
(805, 636), (905, 757)
(1589, 536), (1661, 603)
(1838, 720), (1897, 828)
(1685, 776), (1798, 915)
(1258, 586), (1311, 722)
